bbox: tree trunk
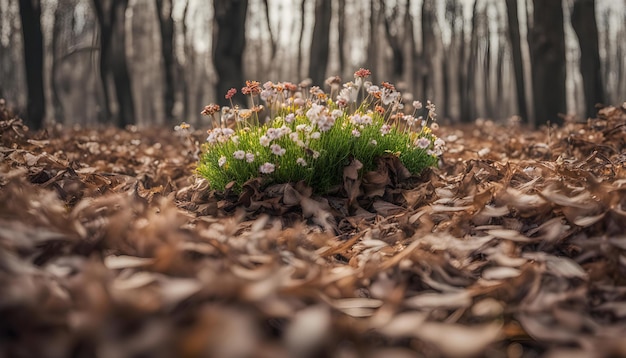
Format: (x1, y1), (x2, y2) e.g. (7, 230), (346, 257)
(155, 0), (176, 124)
(297, 0), (306, 80)
(337, 0), (346, 78)
(462, 0), (479, 122)
(308, 0), (332, 86)
(213, 0), (248, 107)
(18, 0), (45, 130)
(529, 0), (566, 126)
(571, 0), (604, 119)
(505, 0), (529, 123)
(421, 0), (436, 101)
(380, 0), (404, 81)
(93, 0), (136, 127)
(366, 0), (380, 83)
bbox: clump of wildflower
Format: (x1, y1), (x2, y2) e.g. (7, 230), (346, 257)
(197, 69), (442, 193)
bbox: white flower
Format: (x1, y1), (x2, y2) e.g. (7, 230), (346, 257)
(266, 128), (280, 140)
(413, 100), (423, 110)
(218, 156), (227, 167)
(270, 144), (286, 156)
(416, 137), (431, 149)
(233, 150), (245, 160)
(280, 125), (292, 135)
(231, 135), (239, 144)
(260, 135), (271, 147)
(296, 124), (307, 132)
(306, 103), (324, 122)
(285, 113), (295, 123)
(312, 150), (320, 159)
(380, 124), (391, 136)
(296, 158), (307, 166)
(245, 152), (255, 163)
(310, 132), (321, 140)
(259, 162), (275, 174)
(352, 129), (361, 137)
(369, 139), (377, 146)
(367, 85), (380, 94)
(331, 109), (344, 119)
(431, 122), (439, 130)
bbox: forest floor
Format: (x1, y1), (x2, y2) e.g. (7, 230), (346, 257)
(1, 103), (626, 358)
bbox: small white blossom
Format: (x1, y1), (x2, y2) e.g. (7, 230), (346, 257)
(245, 152), (255, 163)
(285, 113), (295, 123)
(380, 124), (391, 136)
(270, 144), (286, 156)
(231, 135), (239, 144)
(416, 137), (431, 149)
(413, 100), (423, 110)
(312, 150), (320, 159)
(289, 132), (299, 142)
(370, 139), (377, 146)
(260, 135), (271, 147)
(310, 132), (321, 140)
(259, 162), (275, 174)
(233, 150), (245, 160)
(352, 129), (361, 137)
(296, 158), (307, 166)
(218, 156), (227, 167)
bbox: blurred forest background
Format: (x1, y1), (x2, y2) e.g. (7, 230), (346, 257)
(2, 0), (625, 130)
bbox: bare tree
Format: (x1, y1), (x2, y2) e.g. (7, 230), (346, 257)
(421, 0), (437, 101)
(337, 0), (346, 77)
(308, 0), (332, 86)
(529, 0), (566, 126)
(366, 0), (381, 82)
(155, 0), (176, 124)
(297, 0), (307, 80)
(571, 0), (604, 119)
(461, 0), (479, 122)
(92, 0), (136, 127)
(18, 0), (45, 129)
(505, 0), (529, 123)
(213, 0), (248, 107)
(380, 0), (404, 81)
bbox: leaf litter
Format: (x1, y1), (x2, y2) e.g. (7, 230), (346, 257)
(1, 103), (626, 357)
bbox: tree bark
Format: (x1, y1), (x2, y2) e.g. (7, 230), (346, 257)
(421, 0), (436, 101)
(18, 0), (46, 130)
(297, 0), (306, 80)
(505, 0), (529, 123)
(337, 0), (346, 77)
(381, 0), (404, 81)
(155, 0), (176, 124)
(308, 0), (332, 86)
(462, 0), (479, 122)
(529, 0), (566, 126)
(571, 0), (604, 119)
(366, 0), (380, 83)
(93, 0), (136, 127)
(213, 0), (248, 107)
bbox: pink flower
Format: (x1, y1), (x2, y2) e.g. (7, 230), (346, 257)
(225, 88), (237, 100)
(270, 144), (286, 156)
(415, 137), (431, 149)
(259, 162), (275, 174)
(354, 68), (371, 78)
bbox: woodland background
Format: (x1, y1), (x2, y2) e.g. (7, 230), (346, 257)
(2, 0), (625, 130)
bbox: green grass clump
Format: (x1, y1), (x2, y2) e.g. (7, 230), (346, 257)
(194, 69), (444, 194)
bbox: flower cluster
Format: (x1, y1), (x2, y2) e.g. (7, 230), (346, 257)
(196, 69), (443, 193)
